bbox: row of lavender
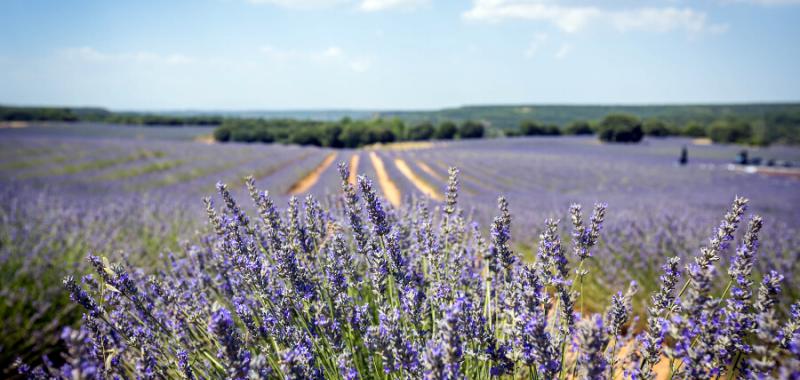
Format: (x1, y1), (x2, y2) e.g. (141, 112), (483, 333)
(17, 165), (800, 378)
(380, 137), (800, 303)
(0, 135), (333, 369)
(2, 133), (799, 375)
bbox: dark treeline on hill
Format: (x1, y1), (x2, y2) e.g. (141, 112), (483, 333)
(0, 106), (222, 126)
(90, 114), (222, 126)
(0, 106), (80, 122)
(213, 118), (485, 148)
(3, 104), (798, 146)
(512, 112), (799, 144)
(382, 103), (800, 128)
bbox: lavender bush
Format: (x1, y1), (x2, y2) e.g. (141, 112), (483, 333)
(17, 164), (799, 379)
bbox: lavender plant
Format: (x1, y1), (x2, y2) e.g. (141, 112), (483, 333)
(16, 166), (800, 379)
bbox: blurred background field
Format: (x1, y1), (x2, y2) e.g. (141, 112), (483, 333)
(1, 123), (798, 370)
(2, 0), (800, 375)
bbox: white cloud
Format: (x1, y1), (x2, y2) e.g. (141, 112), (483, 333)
(611, 8), (708, 33)
(554, 43), (571, 59)
(259, 45), (371, 72)
(463, 0), (725, 34)
(464, 1), (599, 33)
(359, 0), (429, 12)
(61, 47), (195, 65)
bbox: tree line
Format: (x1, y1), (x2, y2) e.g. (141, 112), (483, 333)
(0, 106), (222, 126)
(213, 118), (485, 148)
(3, 105), (797, 146)
(511, 112), (800, 145)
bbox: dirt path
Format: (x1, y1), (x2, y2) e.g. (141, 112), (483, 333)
(287, 152), (338, 195)
(394, 158), (444, 201)
(348, 154), (360, 185)
(368, 152), (402, 207)
(415, 160), (446, 182)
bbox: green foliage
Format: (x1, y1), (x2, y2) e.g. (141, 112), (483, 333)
(709, 119), (753, 144)
(643, 119), (674, 137)
(381, 103), (800, 131)
(407, 122), (436, 141)
(598, 113), (644, 143)
(565, 121), (594, 135)
(458, 120), (485, 139)
(434, 121), (458, 140)
(682, 122), (708, 138)
(214, 117), (486, 147)
(761, 111), (800, 145)
(213, 126), (232, 142)
(0, 106), (79, 122)
(519, 120), (561, 136)
(1, 106), (222, 126)
(289, 128), (323, 146)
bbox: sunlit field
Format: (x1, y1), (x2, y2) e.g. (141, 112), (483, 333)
(5, 0), (800, 376)
(2, 125), (798, 377)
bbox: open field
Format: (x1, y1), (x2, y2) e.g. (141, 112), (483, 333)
(2, 129), (799, 376)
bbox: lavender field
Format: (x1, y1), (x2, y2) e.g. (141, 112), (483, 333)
(2, 130), (799, 377)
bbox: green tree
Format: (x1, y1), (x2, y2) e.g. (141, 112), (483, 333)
(230, 128), (257, 143)
(339, 123), (368, 148)
(519, 120), (545, 136)
(253, 127), (274, 143)
(407, 122), (436, 141)
(643, 119), (672, 137)
(597, 113), (643, 143)
(458, 120), (485, 139)
(213, 126), (232, 142)
(320, 124), (344, 148)
(708, 119), (752, 144)
(565, 121), (593, 135)
(289, 128), (322, 146)
(434, 121), (458, 140)
(366, 126), (396, 144)
(682, 122), (707, 138)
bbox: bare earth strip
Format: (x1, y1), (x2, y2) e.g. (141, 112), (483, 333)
(287, 152), (338, 195)
(368, 152), (402, 207)
(415, 160), (446, 182)
(348, 154), (360, 185)
(394, 158), (444, 201)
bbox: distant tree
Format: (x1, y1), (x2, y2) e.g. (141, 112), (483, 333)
(367, 126), (396, 144)
(339, 123), (368, 148)
(643, 119), (672, 137)
(565, 121), (593, 135)
(682, 122), (707, 138)
(519, 120), (545, 136)
(709, 119), (752, 144)
(385, 118), (406, 141)
(253, 127), (274, 143)
(320, 124), (344, 148)
(230, 128), (257, 143)
(290, 128), (322, 146)
(213, 126), (232, 142)
(407, 122), (436, 141)
(458, 120), (485, 139)
(543, 124), (561, 136)
(519, 120), (561, 136)
(434, 121), (458, 140)
(597, 113), (643, 143)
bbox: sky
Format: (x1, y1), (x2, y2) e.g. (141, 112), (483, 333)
(0, 0), (799, 110)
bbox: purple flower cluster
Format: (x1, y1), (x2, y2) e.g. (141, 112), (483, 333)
(16, 166), (800, 379)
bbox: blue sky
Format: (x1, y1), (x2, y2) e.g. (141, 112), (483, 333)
(0, 0), (799, 110)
